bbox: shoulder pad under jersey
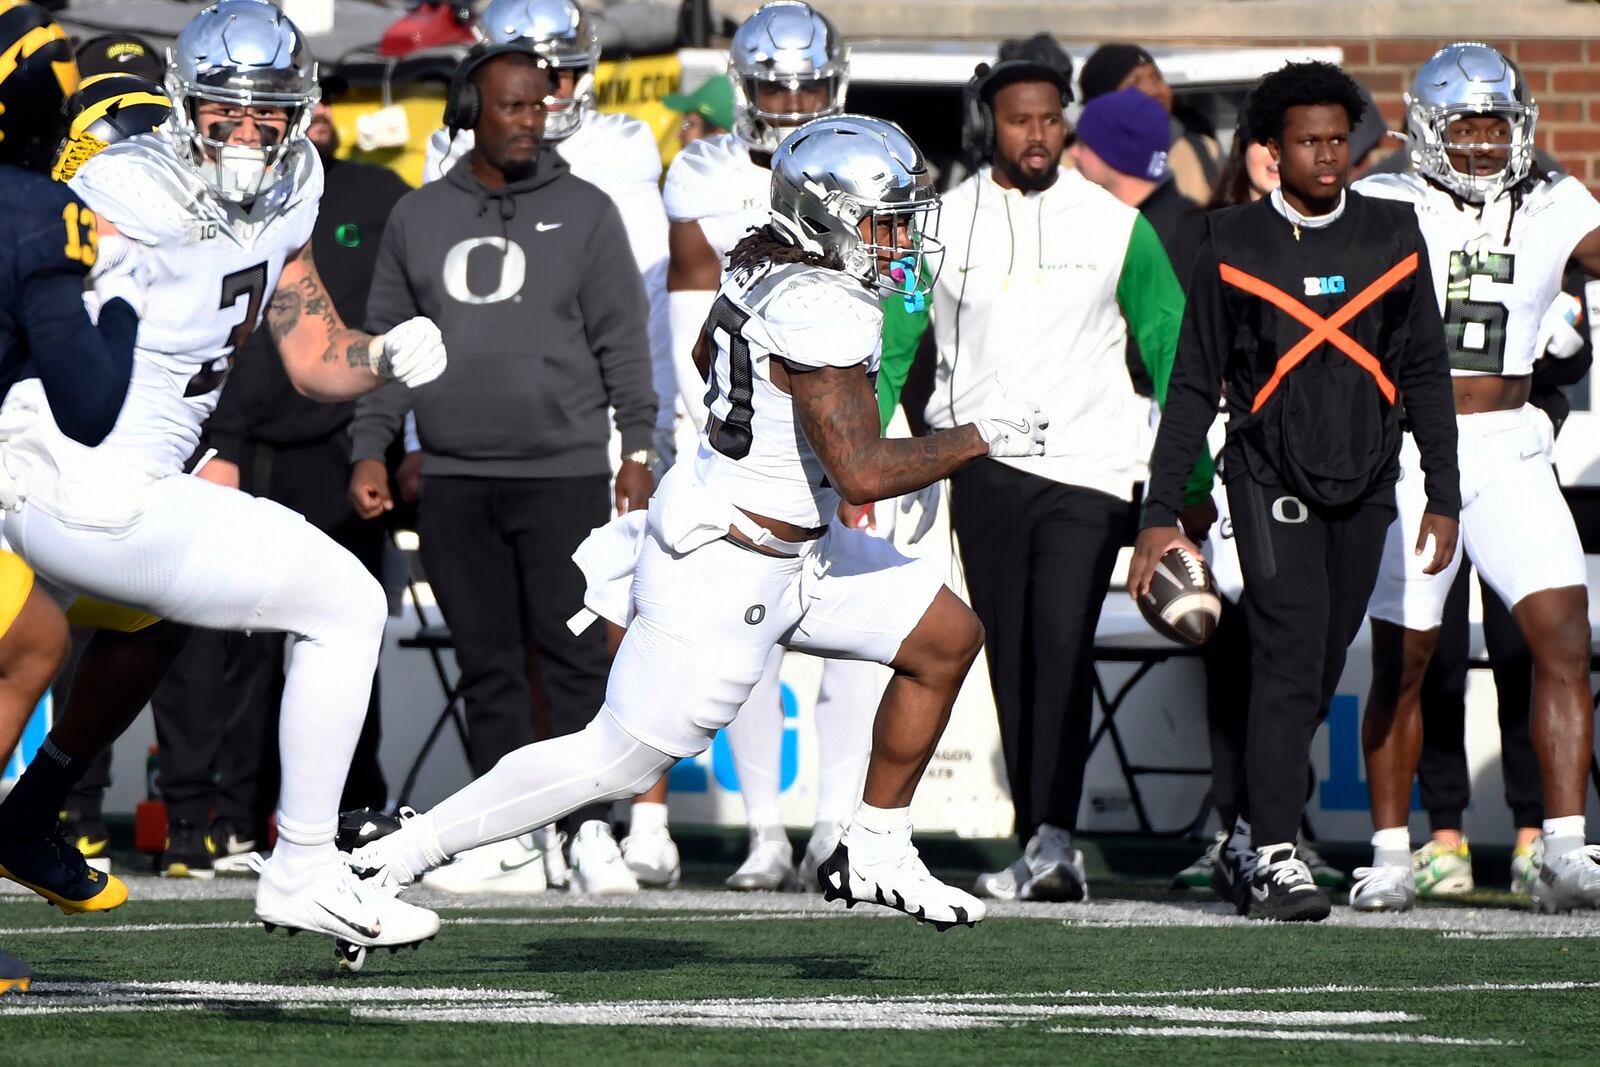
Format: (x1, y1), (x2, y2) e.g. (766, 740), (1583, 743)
(69, 132), (205, 245)
(572, 112), (662, 185)
(663, 132), (754, 223)
(753, 263), (883, 372)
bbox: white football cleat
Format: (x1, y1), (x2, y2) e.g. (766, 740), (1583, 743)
(418, 835), (547, 895)
(1350, 864), (1417, 912)
(568, 821), (638, 896)
(538, 826), (571, 890)
(1020, 826), (1089, 902)
(1531, 844), (1600, 913)
(797, 821), (843, 893)
(256, 855), (440, 953)
(817, 839), (984, 930)
(726, 828), (801, 892)
(973, 857), (1031, 901)
(620, 826), (681, 889)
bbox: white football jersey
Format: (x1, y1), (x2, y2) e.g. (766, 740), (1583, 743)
(1356, 172), (1600, 377)
(6, 130), (321, 525)
(694, 261), (883, 527)
(661, 132), (770, 263)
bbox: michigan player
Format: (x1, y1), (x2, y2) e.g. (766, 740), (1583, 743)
(0, 1), (144, 933)
(1352, 43), (1600, 913)
(0, 0), (447, 954)
(353, 115), (1047, 931)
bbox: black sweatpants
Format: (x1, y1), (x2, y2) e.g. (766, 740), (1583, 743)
(418, 473), (611, 832)
(1228, 470), (1395, 848)
(1202, 596), (1252, 830)
(949, 459), (1132, 846)
(1417, 563), (1544, 831)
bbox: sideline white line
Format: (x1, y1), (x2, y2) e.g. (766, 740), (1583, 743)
(0, 911), (837, 938)
(1049, 1025), (1508, 1046)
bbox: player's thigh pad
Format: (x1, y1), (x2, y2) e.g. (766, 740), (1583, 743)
(1460, 406), (1585, 608)
(787, 522), (946, 664)
(1367, 433), (1464, 630)
(605, 533), (804, 756)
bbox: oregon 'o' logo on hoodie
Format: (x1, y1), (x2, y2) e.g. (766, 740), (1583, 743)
(442, 237), (526, 305)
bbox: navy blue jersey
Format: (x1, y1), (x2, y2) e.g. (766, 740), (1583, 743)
(0, 163), (134, 445)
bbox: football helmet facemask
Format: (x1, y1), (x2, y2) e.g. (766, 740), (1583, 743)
(729, 1), (848, 153)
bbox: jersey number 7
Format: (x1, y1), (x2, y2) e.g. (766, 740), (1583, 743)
(185, 262), (268, 398)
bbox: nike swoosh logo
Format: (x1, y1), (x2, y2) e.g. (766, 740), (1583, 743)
(499, 856), (538, 873)
(957, 265), (979, 273)
(1251, 883), (1270, 902)
(990, 418), (1028, 434)
(318, 901), (381, 940)
(535, 222), (563, 232)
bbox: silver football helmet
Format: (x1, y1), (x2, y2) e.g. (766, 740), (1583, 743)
(166, 0), (318, 204)
(477, 0), (600, 140)
(1406, 42), (1537, 202)
(769, 115), (942, 309)
(730, 1), (848, 153)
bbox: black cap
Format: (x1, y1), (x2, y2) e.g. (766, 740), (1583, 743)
(1080, 42), (1155, 102)
(76, 33), (164, 82)
(975, 59), (1073, 106)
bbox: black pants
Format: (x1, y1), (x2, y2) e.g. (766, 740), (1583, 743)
(1229, 470), (1395, 847)
(150, 435), (388, 838)
(418, 474), (611, 832)
(1202, 596), (1252, 830)
(949, 459), (1131, 845)
(1417, 564), (1544, 830)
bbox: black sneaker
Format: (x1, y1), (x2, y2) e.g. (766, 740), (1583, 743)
(1209, 841), (1250, 915)
(1246, 843), (1331, 922)
(59, 811), (110, 860)
(159, 819), (215, 880)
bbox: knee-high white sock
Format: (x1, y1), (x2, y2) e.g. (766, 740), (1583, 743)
(723, 646), (786, 832)
(812, 658), (882, 826)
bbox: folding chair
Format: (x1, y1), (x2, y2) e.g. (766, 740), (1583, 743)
(390, 530), (471, 808)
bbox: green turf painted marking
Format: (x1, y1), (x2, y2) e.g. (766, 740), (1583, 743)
(1050, 1026), (1508, 1046)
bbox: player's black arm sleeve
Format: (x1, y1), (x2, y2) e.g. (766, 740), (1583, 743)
(17, 272), (136, 447)
(1395, 238), (1461, 519)
(1141, 238), (1228, 529)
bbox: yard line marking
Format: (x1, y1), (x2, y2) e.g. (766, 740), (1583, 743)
(0, 911), (839, 938)
(37, 979), (555, 1004)
(1049, 1025), (1508, 1046)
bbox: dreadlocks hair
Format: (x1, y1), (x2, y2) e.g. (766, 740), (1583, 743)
(726, 224), (846, 278)
(1245, 61), (1366, 147)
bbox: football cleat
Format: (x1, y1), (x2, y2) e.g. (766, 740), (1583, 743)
(973, 857), (1030, 901)
(797, 821), (843, 894)
(538, 826), (571, 889)
(1171, 832), (1226, 890)
(1210, 842), (1251, 915)
(817, 840), (984, 930)
(256, 854), (440, 951)
(0, 950), (33, 994)
(725, 828), (801, 892)
(1350, 863), (1417, 912)
(1020, 826), (1088, 902)
(1246, 844), (1330, 922)
(1297, 835), (1348, 889)
(336, 808), (406, 852)
(568, 821), (638, 896)
(160, 818), (215, 880)
(1530, 844), (1600, 913)
(620, 826), (681, 889)
(1412, 837), (1474, 897)
(0, 829), (129, 914)
(59, 811), (110, 859)
(419, 835), (548, 895)
(1511, 839), (1542, 896)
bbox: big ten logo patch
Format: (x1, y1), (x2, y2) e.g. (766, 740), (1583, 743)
(1303, 275), (1346, 297)
(667, 682), (799, 794)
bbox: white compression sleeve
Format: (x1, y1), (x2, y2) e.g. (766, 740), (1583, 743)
(722, 645), (788, 831)
(669, 288), (717, 431)
(812, 658), (884, 825)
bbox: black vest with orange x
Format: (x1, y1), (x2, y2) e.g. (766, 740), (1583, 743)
(1211, 190), (1431, 507)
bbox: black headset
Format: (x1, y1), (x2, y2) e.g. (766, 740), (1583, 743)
(443, 42), (550, 133)
(959, 59), (1074, 166)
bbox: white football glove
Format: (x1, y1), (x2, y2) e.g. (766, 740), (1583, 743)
(973, 400), (1048, 458)
(87, 233), (148, 318)
(370, 317), (447, 389)
(898, 481), (941, 545)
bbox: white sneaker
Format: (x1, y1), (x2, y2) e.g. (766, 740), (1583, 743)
(817, 838), (984, 929)
(568, 821), (638, 895)
(418, 835), (547, 895)
(973, 857), (1030, 901)
(538, 826), (570, 889)
(256, 854), (440, 950)
(620, 827), (681, 888)
(1531, 844), (1600, 913)
(1020, 826), (1088, 902)
(725, 828), (801, 892)
(1350, 863), (1417, 912)
(797, 821), (843, 893)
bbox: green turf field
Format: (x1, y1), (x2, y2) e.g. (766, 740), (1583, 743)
(2, 838), (1597, 1066)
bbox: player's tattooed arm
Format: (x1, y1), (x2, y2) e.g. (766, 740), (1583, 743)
(268, 240), (388, 401)
(789, 363), (987, 505)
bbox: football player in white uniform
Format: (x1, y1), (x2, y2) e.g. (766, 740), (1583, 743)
(1352, 43), (1600, 913)
(664, 0), (904, 892)
(0, 0), (447, 954)
(353, 115), (1048, 931)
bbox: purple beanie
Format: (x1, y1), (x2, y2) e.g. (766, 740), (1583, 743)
(1075, 87), (1172, 180)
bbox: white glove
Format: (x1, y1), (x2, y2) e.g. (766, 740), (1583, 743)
(973, 400), (1048, 458)
(370, 317), (447, 389)
(898, 481), (941, 545)
(87, 233), (148, 318)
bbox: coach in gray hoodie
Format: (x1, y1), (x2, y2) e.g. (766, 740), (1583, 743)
(348, 50), (656, 888)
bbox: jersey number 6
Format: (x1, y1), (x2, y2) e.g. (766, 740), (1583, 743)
(1443, 250), (1514, 374)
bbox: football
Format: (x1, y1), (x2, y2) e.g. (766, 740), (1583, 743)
(1136, 546), (1222, 646)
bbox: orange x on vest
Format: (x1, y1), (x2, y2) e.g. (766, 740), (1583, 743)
(1220, 253), (1417, 413)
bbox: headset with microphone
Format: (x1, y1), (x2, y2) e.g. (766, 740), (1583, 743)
(443, 42), (552, 133)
